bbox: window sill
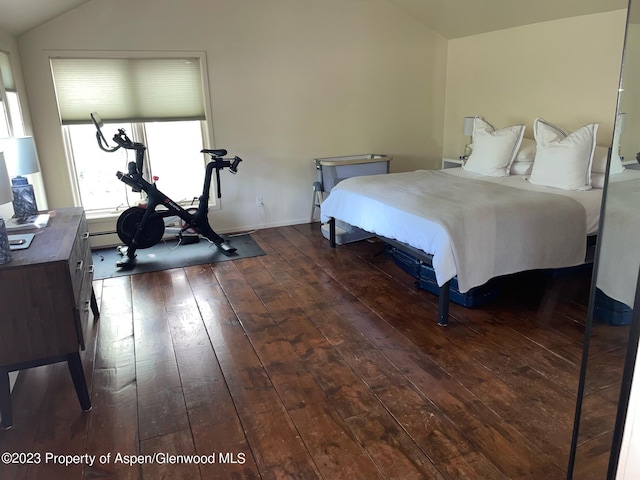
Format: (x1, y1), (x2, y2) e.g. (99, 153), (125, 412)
(85, 210), (122, 221)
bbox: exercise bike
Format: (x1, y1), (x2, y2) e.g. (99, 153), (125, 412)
(90, 112), (242, 269)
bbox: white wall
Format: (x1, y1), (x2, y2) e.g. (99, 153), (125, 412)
(443, 10), (628, 158)
(16, 0), (447, 234)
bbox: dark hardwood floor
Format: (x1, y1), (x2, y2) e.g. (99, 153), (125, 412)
(0, 223), (629, 479)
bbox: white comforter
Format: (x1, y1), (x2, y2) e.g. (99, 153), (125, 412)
(595, 170), (640, 308)
(321, 168), (602, 292)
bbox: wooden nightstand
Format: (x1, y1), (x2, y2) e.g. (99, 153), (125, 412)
(0, 207), (99, 428)
(442, 158), (465, 169)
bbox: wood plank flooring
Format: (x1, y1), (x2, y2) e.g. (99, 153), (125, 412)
(0, 223), (629, 479)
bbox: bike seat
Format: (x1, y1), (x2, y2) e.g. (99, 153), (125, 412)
(201, 148), (228, 157)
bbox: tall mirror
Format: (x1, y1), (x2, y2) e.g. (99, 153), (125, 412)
(569, 1), (640, 477)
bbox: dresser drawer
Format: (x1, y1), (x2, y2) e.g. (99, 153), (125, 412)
(69, 214), (91, 300)
(74, 250), (95, 350)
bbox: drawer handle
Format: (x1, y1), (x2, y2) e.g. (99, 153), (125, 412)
(76, 260), (84, 271)
(82, 232), (90, 239)
(84, 300), (90, 312)
(88, 265), (94, 273)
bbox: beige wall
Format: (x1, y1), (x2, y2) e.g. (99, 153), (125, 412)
(16, 0), (447, 233)
(444, 10), (628, 159)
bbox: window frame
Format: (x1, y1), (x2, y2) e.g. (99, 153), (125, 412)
(63, 119), (215, 215)
(48, 50), (219, 216)
(0, 49), (25, 137)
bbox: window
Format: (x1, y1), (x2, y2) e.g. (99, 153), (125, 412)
(0, 50), (25, 137)
(66, 120), (206, 211)
(50, 54), (213, 213)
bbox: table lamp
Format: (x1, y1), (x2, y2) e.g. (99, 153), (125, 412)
(0, 152), (13, 264)
(0, 137), (41, 219)
(462, 116), (475, 159)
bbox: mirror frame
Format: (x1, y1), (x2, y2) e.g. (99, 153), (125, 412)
(567, 2), (640, 477)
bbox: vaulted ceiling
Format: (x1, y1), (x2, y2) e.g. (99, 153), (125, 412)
(386, 0), (629, 39)
(0, 0), (630, 39)
(0, 0), (89, 36)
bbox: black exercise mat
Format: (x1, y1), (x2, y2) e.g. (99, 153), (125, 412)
(92, 234), (265, 279)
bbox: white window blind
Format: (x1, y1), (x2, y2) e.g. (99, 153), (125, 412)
(0, 50), (15, 92)
(50, 57), (206, 125)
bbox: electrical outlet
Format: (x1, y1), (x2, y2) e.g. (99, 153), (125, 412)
(256, 196), (264, 207)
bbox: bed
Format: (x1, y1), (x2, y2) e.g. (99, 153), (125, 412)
(594, 170), (640, 324)
(320, 117), (614, 326)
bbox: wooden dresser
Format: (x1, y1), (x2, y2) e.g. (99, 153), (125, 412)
(0, 207), (99, 428)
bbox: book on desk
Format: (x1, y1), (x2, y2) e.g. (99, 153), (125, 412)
(5, 213), (50, 231)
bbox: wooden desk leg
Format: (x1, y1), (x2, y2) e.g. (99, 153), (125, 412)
(0, 368), (12, 429)
(90, 288), (100, 320)
(66, 353), (91, 412)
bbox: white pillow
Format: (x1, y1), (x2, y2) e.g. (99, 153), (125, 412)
(515, 138), (536, 162)
(591, 146), (626, 188)
(591, 142), (624, 182)
(592, 146), (610, 174)
(591, 173), (606, 189)
(592, 145), (625, 175)
(463, 116), (525, 177)
(510, 138), (536, 175)
(529, 118), (598, 191)
(511, 161), (533, 175)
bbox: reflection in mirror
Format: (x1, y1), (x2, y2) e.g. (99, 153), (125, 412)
(569, 1), (640, 478)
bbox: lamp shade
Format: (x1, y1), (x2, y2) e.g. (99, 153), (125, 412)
(0, 153), (14, 205)
(463, 117), (475, 136)
(0, 137), (41, 177)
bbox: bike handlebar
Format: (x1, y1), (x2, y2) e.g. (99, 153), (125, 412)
(230, 156), (242, 174)
(92, 113), (242, 185)
(112, 129), (146, 152)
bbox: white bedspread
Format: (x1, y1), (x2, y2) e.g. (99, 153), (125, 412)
(596, 170), (640, 308)
(321, 169), (599, 292)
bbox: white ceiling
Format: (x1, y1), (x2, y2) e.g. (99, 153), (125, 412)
(0, 0), (630, 39)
